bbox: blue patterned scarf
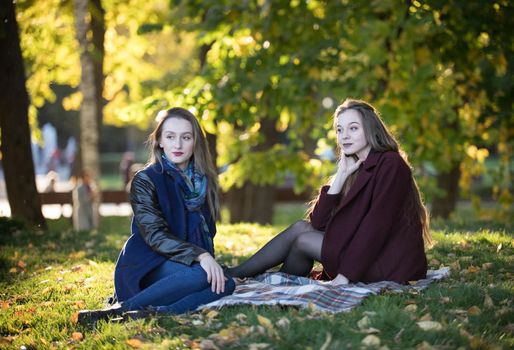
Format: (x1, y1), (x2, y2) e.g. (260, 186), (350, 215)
(161, 154), (213, 253)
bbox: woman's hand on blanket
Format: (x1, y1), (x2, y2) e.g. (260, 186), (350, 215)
(198, 253), (226, 294)
(331, 274), (350, 286)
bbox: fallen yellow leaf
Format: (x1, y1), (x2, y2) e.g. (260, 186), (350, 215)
(404, 304), (418, 313)
(248, 343), (269, 350)
(416, 340), (438, 350)
(199, 338), (219, 350)
(484, 293), (494, 309)
(361, 334), (381, 347)
(71, 332), (83, 342)
(467, 306), (481, 316)
(467, 266), (480, 273)
(205, 310), (219, 319)
(358, 315), (371, 329)
(481, 262), (493, 270)
(276, 317), (290, 329)
(417, 321), (443, 331)
(126, 338), (143, 348)
(256, 315), (273, 330)
(419, 313), (432, 321)
(70, 312), (79, 324)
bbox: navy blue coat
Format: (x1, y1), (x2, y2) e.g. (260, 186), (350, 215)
(114, 163), (216, 301)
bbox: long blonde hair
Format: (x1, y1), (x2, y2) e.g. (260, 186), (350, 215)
(308, 99), (431, 246)
(146, 107), (220, 220)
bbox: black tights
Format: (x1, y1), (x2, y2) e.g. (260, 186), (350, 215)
(227, 220), (324, 278)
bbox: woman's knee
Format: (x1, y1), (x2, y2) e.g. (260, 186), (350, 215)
(290, 220), (313, 233)
(224, 277), (236, 295)
(292, 232), (322, 258)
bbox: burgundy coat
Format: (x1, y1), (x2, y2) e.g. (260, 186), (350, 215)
(310, 150), (427, 284)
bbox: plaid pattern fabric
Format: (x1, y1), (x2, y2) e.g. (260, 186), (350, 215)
(201, 267), (450, 313)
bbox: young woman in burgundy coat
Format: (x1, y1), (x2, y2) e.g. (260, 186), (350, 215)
(227, 99), (432, 285)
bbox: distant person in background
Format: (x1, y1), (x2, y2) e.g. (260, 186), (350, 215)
(72, 171), (97, 231)
(119, 151), (135, 187)
(43, 171), (58, 192)
(125, 162), (144, 193)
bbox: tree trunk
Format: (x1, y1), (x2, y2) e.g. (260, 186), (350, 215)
(431, 165), (461, 219)
(228, 117), (281, 224)
(0, 0), (46, 229)
(199, 42), (217, 165)
(73, 0), (103, 226)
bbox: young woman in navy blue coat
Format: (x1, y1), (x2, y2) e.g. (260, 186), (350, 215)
(79, 108), (234, 323)
(228, 99), (432, 285)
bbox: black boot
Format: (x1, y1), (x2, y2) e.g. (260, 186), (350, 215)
(77, 306), (125, 325)
(122, 309), (157, 321)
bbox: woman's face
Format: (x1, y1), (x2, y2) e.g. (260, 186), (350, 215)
(336, 109), (371, 160)
(159, 117), (194, 170)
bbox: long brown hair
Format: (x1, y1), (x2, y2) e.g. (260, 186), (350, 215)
(308, 99), (431, 246)
(146, 107), (220, 220)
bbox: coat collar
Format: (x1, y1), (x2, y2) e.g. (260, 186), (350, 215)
(336, 150), (382, 211)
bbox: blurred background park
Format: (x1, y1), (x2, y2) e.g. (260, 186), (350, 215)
(0, 0), (512, 230)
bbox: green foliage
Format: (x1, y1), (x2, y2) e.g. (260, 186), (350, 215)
(17, 0), (513, 217)
(0, 213), (512, 349)
(157, 0), (513, 214)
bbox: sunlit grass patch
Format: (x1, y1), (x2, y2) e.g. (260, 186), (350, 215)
(0, 212), (512, 349)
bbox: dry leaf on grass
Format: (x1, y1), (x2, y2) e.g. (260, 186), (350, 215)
(484, 293), (494, 309)
(357, 316), (371, 329)
(126, 338), (143, 348)
(467, 306), (481, 316)
(248, 343), (269, 350)
(361, 334), (381, 347)
(256, 315), (273, 330)
(71, 332), (83, 342)
(199, 339), (219, 350)
(71, 265), (83, 272)
(205, 310), (219, 319)
(404, 304), (418, 313)
(70, 312), (79, 324)
(235, 313), (247, 324)
(276, 317), (290, 329)
(416, 340), (438, 350)
(416, 321), (442, 331)
(482, 262), (493, 270)
(440, 296), (451, 303)
(419, 313), (432, 321)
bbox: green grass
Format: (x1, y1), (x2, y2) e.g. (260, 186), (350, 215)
(0, 207), (512, 350)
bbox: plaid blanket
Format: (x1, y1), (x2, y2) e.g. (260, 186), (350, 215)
(201, 267), (450, 313)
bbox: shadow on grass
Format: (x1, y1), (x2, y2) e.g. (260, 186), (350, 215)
(0, 216), (130, 284)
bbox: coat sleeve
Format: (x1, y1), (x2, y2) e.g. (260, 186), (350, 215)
(130, 172), (207, 265)
(338, 154), (411, 281)
(309, 185), (341, 231)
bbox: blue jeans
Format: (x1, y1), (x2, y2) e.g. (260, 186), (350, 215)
(122, 260), (235, 314)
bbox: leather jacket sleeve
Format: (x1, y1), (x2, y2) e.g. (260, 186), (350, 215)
(129, 171), (207, 265)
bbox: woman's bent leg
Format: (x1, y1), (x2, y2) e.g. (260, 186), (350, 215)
(154, 275), (236, 314)
(280, 231), (323, 276)
(122, 260), (210, 310)
(227, 220), (315, 278)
